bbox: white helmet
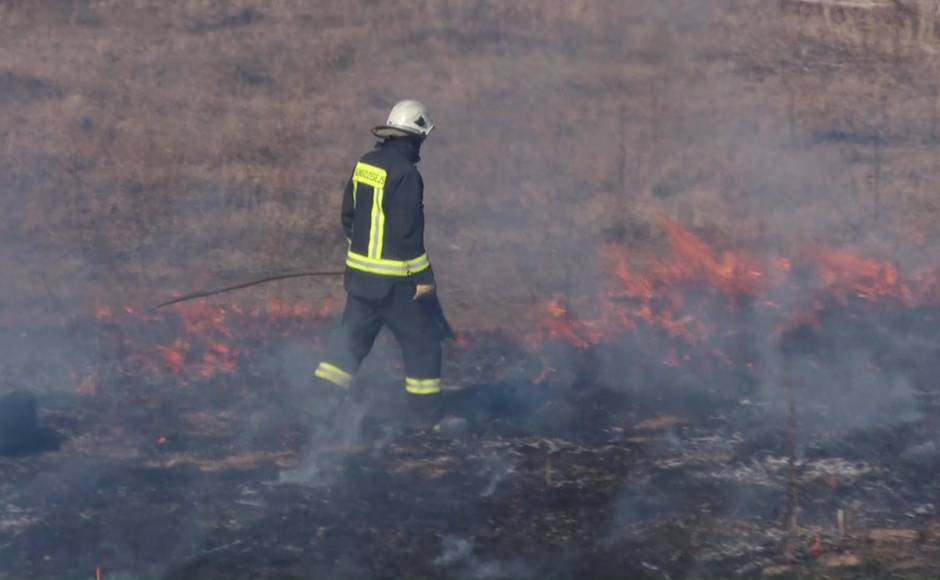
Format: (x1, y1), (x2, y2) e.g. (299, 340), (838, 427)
(372, 99), (434, 138)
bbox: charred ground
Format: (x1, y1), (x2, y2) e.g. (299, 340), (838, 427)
(2, 295), (940, 578)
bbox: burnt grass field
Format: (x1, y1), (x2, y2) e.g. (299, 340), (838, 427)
(2, 297), (940, 578)
(2, 0), (940, 578)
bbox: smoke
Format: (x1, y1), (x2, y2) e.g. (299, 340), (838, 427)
(433, 536), (542, 579)
(0, 326), (98, 396)
(277, 397), (368, 486)
(266, 331), (422, 486)
(5, 456), (230, 579)
(787, 351), (921, 433)
(478, 449), (516, 497)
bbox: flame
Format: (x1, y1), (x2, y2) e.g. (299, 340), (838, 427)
(529, 297), (603, 350)
(811, 247), (917, 305)
(84, 296), (337, 386)
(178, 303), (231, 337)
(532, 366), (557, 384)
(77, 219), (939, 392)
(265, 297), (309, 319)
(661, 219), (764, 298)
(808, 532), (823, 557)
(530, 220), (939, 360)
(196, 341), (238, 377)
(155, 338), (189, 375)
(317, 296), (337, 318)
(77, 374), (97, 397)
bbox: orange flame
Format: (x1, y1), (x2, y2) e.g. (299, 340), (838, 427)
(808, 532), (823, 557)
(661, 219), (764, 298)
(529, 297), (602, 350)
(77, 374), (97, 397)
(79, 219), (938, 391)
(812, 247), (911, 305)
(531, 220), (939, 357)
(83, 295), (339, 388)
(155, 338), (189, 375)
(532, 366), (557, 385)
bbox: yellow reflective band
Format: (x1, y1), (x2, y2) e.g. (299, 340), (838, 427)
(351, 162), (388, 260)
(314, 362), (352, 388)
(406, 377), (442, 395)
(345, 251), (430, 277)
(376, 185), (385, 258)
(368, 185), (385, 259)
(353, 162), (387, 189)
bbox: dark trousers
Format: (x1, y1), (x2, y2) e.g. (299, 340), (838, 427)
(315, 284), (443, 394)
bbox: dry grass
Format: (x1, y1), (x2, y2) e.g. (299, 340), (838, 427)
(1, 0), (939, 329)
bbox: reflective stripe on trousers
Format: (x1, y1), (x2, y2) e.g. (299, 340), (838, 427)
(314, 362), (353, 388)
(406, 377), (441, 395)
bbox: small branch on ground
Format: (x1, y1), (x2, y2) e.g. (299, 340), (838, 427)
(783, 360), (800, 534)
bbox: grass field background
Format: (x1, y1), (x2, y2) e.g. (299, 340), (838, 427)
(1, 0), (938, 329)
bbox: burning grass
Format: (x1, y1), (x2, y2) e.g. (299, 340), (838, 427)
(66, 220), (939, 397)
(1, 221), (932, 577)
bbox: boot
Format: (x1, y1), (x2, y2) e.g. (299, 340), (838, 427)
(406, 394), (443, 431)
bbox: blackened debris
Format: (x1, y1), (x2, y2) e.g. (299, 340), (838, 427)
(0, 391), (62, 456)
(0, 71), (63, 103)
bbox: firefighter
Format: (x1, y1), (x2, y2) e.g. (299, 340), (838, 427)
(314, 99), (450, 424)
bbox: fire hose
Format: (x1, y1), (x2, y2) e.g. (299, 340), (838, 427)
(155, 269), (343, 308)
(155, 268), (455, 338)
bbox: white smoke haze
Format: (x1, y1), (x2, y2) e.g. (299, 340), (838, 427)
(433, 535), (542, 579)
(478, 449), (515, 497)
(277, 398), (368, 486)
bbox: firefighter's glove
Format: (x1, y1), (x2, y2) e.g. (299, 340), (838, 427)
(413, 283), (436, 301)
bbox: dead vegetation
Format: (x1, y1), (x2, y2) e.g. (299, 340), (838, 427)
(0, 0), (939, 330)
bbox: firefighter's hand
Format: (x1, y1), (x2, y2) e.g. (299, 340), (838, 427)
(413, 283), (436, 301)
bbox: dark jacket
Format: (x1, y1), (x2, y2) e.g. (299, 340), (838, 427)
(341, 137), (435, 299)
